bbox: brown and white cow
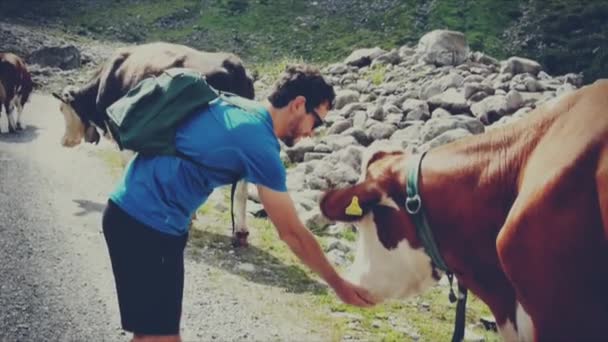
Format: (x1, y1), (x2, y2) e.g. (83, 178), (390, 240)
(320, 79), (608, 341)
(52, 41), (256, 246)
(0, 52), (34, 133)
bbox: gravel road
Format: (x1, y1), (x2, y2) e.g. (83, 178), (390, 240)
(0, 93), (327, 341)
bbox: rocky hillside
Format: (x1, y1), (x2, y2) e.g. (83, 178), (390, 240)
(1, 0), (607, 83)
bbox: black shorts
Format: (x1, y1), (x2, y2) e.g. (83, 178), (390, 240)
(102, 200), (188, 335)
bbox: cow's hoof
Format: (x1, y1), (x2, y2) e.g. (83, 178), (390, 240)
(231, 231), (250, 248)
(8, 127), (16, 134)
(15, 123), (23, 131)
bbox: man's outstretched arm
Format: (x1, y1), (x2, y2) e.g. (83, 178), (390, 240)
(257, 185), (375, 307)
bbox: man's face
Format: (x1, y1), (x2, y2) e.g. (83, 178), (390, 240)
(281, 100), (330, 147)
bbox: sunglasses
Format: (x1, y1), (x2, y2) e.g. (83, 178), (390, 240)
(309, 109), (325, 129)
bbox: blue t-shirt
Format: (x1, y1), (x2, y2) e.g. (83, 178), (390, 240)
(109, 97), (287, 236)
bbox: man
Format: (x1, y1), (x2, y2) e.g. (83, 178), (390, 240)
(102, 64), (375, 342)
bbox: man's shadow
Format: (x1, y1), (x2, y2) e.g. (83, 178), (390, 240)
(72, 199), (105, 216)
(188, 228), (329, 296)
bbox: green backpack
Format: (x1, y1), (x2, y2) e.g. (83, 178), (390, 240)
(106, 67), (220, 156)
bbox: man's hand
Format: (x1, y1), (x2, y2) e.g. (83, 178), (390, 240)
(258, 185), (377, 307)
(331, 277), (377, 308)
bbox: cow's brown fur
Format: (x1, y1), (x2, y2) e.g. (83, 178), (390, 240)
(0, 52), (34, 132)
(321, 79), (608, 340)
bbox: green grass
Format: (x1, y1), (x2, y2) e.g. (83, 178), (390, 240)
(363, 64), (389, 86)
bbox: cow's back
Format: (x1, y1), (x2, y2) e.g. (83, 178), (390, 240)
(116, 42), (252, 95)
(96, 42), (254, 112)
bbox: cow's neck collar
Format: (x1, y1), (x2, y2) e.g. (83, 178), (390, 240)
(405, 151), (451, 273)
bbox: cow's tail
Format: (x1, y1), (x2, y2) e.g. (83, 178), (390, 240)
(95, 50), (129, 113)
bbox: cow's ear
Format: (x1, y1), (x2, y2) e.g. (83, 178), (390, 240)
(52, 91), (66, 103)
(320, 182), (383, 222)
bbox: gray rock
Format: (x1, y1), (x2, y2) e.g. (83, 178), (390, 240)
(327, 63), (349, 75)
(334, 89), (361, 110)
(368, 105), (386, 121)
(323, 135), (359, 151)
(463, 74), (485, 84)
(402, 99), (430, 122)
(419, 128), (473, 153)
(372, 49), (400, 66)
(367, 122), (398, 140)
(340, 102), (368, 117)
(326, 238), (351, 253)
(303, 152), (329, 162)
(302, 209), (332, 234)
(431, 107), (452, 119)
(390, 122), (424, 148)
(464, 83), (494, 100)
(428, 88), (469, 113)
(420, 115), (484, 143)
(417, 30), (470, 66)
(470, 95), (512, 124)
(343, 127), (372, 146)
(29, 45), (81, 70)
(331, 145), (364, 171)
(419, 81), (443, 100)
(328, 119), (353, 135)
(344, 47), (387, 68)
(500, 56), (542, 76)
(285, 139), (316, 163)
(505, 90), (524, 112)
(352, 111), (368, 128)
(468, 51), (499, 65)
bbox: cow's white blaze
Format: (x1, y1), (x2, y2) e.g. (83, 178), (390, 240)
(59, 102), (85, 147)
(346, 211), (437, 301)
(516, 301), (534, 341)
(498, 301), (534, 342)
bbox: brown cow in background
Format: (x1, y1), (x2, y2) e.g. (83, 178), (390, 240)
(52, 41), (256, 247)
(0, 52), (34, 133)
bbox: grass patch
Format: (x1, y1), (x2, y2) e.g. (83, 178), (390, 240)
(363, 64), (389, 86)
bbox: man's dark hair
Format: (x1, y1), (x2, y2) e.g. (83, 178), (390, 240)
(267, 64), (335, 113)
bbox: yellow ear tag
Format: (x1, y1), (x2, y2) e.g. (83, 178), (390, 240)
(345, 196), (363, 216)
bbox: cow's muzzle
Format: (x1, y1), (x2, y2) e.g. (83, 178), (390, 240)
(84, 126), (101, 145)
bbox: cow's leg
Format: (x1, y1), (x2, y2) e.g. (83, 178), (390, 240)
(5, 102), (16, 133)
(232, 179), (249, 247)
(497, 186), (608, 341)
(14, 94), (24, 131)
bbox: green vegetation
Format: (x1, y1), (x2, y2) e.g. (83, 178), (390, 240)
(2, 0), (606, 82)
(363, 64), (389, 86)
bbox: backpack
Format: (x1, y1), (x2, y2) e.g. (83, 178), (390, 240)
(105, 67), (258, 236)
(106, 67), (220, 156)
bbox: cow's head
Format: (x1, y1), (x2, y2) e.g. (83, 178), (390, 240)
(52, 86), (101, 147)
(320, 146), (439, 303)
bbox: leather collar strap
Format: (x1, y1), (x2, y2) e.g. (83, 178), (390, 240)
(405, 151), (450, 272)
